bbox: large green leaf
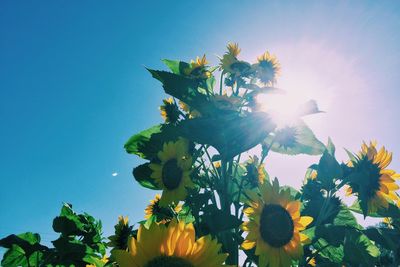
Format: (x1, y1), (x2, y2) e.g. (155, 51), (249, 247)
(124, 125), (162, 159)
(314, 207), (360, 247)
(199, 206), (242, 235)
(325, 137), (335, 156)
(332, 206), (360, 228)
(162, 59), (191, 75)
(343, 230), (380, 266)
(349, 201), (400, 218)
(314, 238), (344, 263)
(364, 227), (400, 251)
(317, 150), (342, 190)
(178, 112), (276, 159)
(0, 233), (47, 267)
(132, 163), (161, 190)
(263, 120), (324, 155)
(147, 69), (211, 115)
(1, 245), (26, 267)
(315, 225), (346, 247)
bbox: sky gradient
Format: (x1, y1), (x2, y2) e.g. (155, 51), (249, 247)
(1, 0), (400, 254)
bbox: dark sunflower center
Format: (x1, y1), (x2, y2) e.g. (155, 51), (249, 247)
(259, 204), (294, 247)
(259, 60), (273, 69)
(144, 255), (194, 267)
(162, 159), (183, 190)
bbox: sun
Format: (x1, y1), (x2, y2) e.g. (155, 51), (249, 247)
(255, 64), (327, 128)
(256, 92), (306, 127)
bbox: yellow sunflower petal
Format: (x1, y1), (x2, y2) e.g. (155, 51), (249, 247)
(241, 239), (256, 250)
(286, 201), (301, 218)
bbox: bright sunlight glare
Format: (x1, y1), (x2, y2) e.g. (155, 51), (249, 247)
(256, 92), (306, 128)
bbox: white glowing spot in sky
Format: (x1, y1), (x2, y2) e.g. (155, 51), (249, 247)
(112, 172), (118, 177)
(256, 93), (306, 127)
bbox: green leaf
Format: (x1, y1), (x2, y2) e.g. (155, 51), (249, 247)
(326, 137), (335, 156)
(1, 245), (26, 267)
(264, 120), (325, 156)
(132, 163), (161, 190)
(349, 201), (400, 218)
(332, 206), (360, 228)
(60, 203), (75, 217)
(317, 151), (342, 189)
(51, 237), (91, 265)
(178, 112), (276, 159)
(343, 230), (379, 266)
(124, 125), (162, 159)
(83, 255), (107, 267)
(144, 215), (157, 229)
(147, 69), (211, 114)
(200, 207), (242, 234)
(205, 76), (216, 93)
(53, 216), (85, 236)
(0, 233), (47, 267)
(315, 225), (346, 247)
(363, 227), (400, 251)
(344, 148), (358, 162)
(315, 238), (344, 263)
(162, 59), (190, 75)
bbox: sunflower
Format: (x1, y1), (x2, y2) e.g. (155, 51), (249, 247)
(227, 42), (241, 57)
(241, 178), (313, 267)
(108, 216), (133, 250)
(254, 51), (281, 85)
(184, 54), (211, 79)
(244, 156), (267, 187)
(145, 194), (182, 224)
(219, 42), (251, 77)
(112, 219), (228, 267)
(160, 97), (180, 124)
(345, 141), (400, 215)
(149, 139), (194, 206)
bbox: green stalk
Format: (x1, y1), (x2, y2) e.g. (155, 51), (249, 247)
(219, 71), (225, 95)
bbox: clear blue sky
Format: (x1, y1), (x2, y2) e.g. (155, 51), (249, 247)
(1, 0), (400, 252)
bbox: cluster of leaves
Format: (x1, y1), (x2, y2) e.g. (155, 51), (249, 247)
(0, 204), (108, 267)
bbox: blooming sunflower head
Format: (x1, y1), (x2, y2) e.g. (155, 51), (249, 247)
(145, 194), (181, 224)
(149, 138), (194, 206)
(241, 178), (313, 267)
(112, 219), (228, 267)
(345, 141), (400, 216)
(160, 97), (180, 124)
(254, 51), (281, 85)
(184, 54), (211, 79)
(244, 156), (267, 187)
(219, 42), (252, 78)
(108, 216), (134, 250)
(227, 42), (241, 57)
